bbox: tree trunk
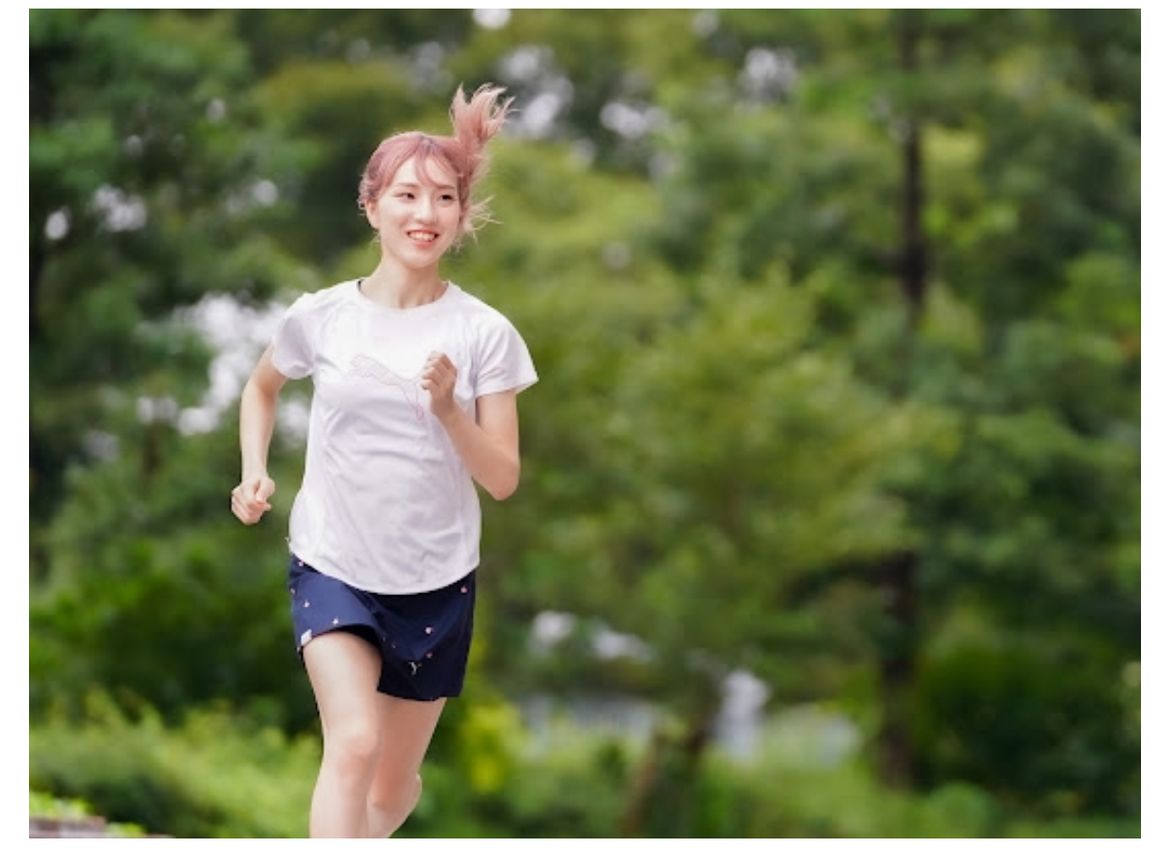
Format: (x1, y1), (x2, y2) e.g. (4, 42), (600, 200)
(874, 12), (928, 788)
(897, 12), (928, 328)
(875, 548), (919, 786)
(31, 233), (45, 343)
(619, 725), (667, 837)
(620, 686), (720, 836)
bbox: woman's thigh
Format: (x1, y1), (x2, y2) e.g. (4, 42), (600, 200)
(368, 695), (446, 795)
(302, 630), (384, 739)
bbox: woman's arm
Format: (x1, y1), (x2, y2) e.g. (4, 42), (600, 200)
(444, 390), (522, 501)
(421, 352), (521, 501)
(231, 344), (288, 524)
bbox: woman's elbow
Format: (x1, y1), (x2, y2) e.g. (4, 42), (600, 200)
(487, 461), (521, 501)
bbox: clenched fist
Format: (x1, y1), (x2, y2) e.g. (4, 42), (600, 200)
(231, 474), (275, 525)
(420, 350), (458, 421)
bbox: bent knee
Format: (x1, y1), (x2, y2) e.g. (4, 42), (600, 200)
(324, 725), (381, 774)
(368, 773), (423, 837)
(371, 773), (422, 817)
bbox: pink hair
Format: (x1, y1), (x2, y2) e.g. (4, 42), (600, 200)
(357, 83), (513, 244)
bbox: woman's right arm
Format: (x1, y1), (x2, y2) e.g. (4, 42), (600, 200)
(231, 344), (288, 525)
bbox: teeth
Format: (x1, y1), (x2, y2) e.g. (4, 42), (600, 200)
(408, 232), (437, 242)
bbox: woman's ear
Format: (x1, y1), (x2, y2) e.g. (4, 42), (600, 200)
(362, 196), (379, 230)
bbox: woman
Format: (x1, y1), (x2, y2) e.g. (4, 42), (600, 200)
(230, 83), (537, 838)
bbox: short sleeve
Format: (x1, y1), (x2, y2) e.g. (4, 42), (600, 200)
(474, 315), (538, 398)
(270, 294), (317, 379)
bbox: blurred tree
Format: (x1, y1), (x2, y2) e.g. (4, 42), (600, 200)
(30, 7), (1139, 835)
(550, 6), (1140, 819)
(31, 10), (294, 531)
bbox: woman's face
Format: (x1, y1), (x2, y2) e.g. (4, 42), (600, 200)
(365, 155), (463, 270)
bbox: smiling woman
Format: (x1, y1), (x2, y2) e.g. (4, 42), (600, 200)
(362, 157), (463, 276)
(358, 85), (509, 251)
(230, 83), (538, 838)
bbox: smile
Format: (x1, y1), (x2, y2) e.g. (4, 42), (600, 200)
(407, 231), (438, 243)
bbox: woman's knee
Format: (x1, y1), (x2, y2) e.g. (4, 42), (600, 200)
(370, 772), (422, 822)
(323, 722), (381, 778)
(406, 772), (423, 810)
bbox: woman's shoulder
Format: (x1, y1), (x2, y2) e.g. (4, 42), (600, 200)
(285, 278), (358, 316)
(446, 281), (518, 329)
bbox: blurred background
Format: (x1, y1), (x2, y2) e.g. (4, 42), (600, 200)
(29, 8), (1140, 838)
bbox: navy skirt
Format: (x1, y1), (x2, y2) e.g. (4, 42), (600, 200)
(287, 553), (476, 701)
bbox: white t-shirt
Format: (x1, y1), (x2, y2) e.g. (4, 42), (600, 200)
(270, 278), (538, 594)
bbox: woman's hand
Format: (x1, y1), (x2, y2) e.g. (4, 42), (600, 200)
(231, 474), (276, 525)
(421, 351), (459, 422)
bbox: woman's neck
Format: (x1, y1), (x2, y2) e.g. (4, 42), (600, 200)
(360, 263), (447, 309)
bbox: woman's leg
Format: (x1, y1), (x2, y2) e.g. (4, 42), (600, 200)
(365, 695), (447, 837)
(302, 630), (384, 837)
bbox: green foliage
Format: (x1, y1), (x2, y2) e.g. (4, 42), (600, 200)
(31, 696), (318, 837)
(30, 790), (146, 836)
(30, 699), (1138, 837)
(911, 638), (1137, 813)
(31, 425), (313, 727)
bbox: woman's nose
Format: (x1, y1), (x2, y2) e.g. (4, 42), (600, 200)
(415, 197), (437, 223)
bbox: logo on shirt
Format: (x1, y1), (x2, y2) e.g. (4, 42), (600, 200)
(347, 354), (426, 421)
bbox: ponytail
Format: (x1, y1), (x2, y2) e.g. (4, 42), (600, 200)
(449, 84), (513, 238)
(450, 83), (512, 190)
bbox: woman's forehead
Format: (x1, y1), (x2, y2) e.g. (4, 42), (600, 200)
(391, 154), (458, 189)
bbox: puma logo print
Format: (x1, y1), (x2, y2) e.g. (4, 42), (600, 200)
(347, 354), (426, 421)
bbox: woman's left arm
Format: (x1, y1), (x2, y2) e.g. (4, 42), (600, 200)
(422, 352), (521, 501)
